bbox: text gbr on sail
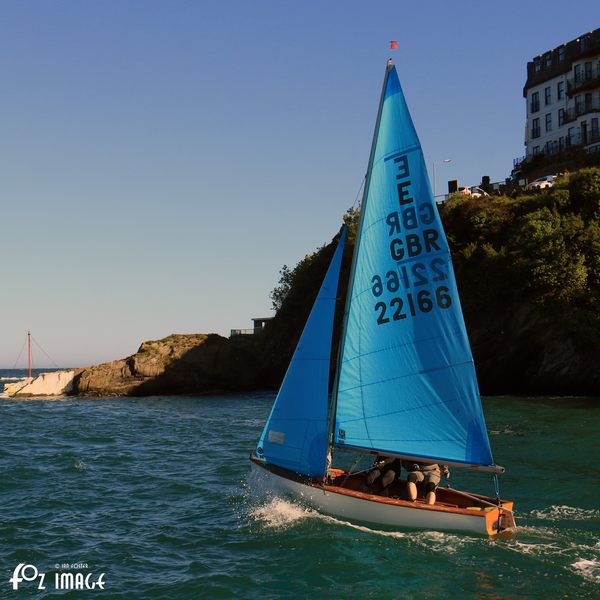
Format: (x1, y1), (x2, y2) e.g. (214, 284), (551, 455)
(370, 152), (452, 325)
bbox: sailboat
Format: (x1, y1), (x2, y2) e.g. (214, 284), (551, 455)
(250, 60), (515, 535)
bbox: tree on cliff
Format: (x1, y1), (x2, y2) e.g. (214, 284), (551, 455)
(264, 168), (600, 395)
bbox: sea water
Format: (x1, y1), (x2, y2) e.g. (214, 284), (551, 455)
(0, 376), (598, 598)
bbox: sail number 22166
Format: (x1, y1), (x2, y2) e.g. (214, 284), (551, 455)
(373, 286), (451, 324)
(371, 263), (452, 325)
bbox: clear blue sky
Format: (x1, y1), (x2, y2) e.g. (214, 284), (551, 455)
(1, 1), (597, 367)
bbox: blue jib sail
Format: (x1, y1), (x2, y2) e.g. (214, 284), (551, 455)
(334, 63), (494, 467)
(256, 229), (347, 477)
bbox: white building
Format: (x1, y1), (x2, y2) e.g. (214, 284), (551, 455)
(520, 28), (600, 167)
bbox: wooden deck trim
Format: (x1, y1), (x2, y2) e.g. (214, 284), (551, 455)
(320, 483), (487, 518)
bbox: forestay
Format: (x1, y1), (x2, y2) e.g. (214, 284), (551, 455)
(333, 63), (494, 467)
(256, 229), (347, 477)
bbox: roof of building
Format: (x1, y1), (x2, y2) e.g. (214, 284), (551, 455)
(523, 27), (600, 96)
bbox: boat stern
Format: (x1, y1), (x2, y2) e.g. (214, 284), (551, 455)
(483, 501), (516, 535)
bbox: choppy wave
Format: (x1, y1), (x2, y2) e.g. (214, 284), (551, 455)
(3, 393), (600, 598)
(530, 505), (600, 521)
(247, 495), (484, 554)
(249, 497), (317, 528)
(572, 558), (600, 582)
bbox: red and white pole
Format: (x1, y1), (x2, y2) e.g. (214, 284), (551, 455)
(27, 331), (32, 378)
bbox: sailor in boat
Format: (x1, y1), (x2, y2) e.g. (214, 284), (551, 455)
(402, 461), (450, 505)
(364, 456), (401, 495)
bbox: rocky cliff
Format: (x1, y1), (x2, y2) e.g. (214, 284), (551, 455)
(73, 169), (600, 398)
(72, 334), (263, 396)
(468, 303), (600, 396)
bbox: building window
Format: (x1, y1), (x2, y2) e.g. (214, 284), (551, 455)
(575, 95), (583, 114)
(557, 81), (564, 100)
(545, 113), (552, 132)
(581, 35), (589, 52)
(534, 57), (541, 73)
(585, 62), (592, 80)
(558, 108), (565, 126)
(545, 86), (551, 105)
(532, 118), (540, 139)
(532, 146), (540, 155)
(559, 137), (564, 150)
(531, 91), (540, 113)
(545, 53), (552, 68)
(592, 118), (599, 141)
(574, 64), (582, 84)
(585, 93), (592, 112)
(558, 46), (565, 63)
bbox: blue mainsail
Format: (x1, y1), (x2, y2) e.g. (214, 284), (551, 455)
(256, 229), (347, 477)
(333, 63), (494, 467)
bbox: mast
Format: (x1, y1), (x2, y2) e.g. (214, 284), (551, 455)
(27, 331), (32, 378)
(327, 59), (394, 457)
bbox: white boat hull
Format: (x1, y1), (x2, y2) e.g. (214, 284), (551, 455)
(250, 459), (514, 536)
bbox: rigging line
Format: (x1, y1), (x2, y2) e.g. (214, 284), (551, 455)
(340, 454), (364, 488)
(31, 336), (60, 368)
(12, 336), (28, 369)
(493, 473), (501, 503)
(352, 174), (366, 209)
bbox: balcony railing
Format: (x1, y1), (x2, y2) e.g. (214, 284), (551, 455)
(563, 98), (600, 124)
(230, 328), (256, 336)
(567, 66), (600, 94)
(515, 127), (600, 172)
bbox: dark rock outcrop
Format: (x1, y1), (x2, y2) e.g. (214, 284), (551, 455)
(73, 168), (600, 398)
(72, 334), (263, 396)
(469, 304), (600, 396)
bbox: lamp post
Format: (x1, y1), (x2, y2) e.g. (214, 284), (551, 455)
(432, 159), (452, 198)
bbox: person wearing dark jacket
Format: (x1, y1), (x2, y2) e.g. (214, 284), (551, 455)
(365, 455), (402, 493)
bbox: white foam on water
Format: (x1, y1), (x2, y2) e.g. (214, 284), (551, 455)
(248, 497), (406, 537)
(530, 505), (600, 522)
(572, 558), (600, 582)
(322, 519), (487, 556)
(489, 426), (521, 436)
(416, 529), (481, 553)
(74, 459), (88, 471)
(249, 498), (480, 552)
(317, 514), (409, 539)
(249, 497), (318, 529)
(506, 540), (562, 557)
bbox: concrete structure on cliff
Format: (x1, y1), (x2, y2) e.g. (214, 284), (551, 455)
(4, 370), (75, 397)
(517, 27), (600, 172)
